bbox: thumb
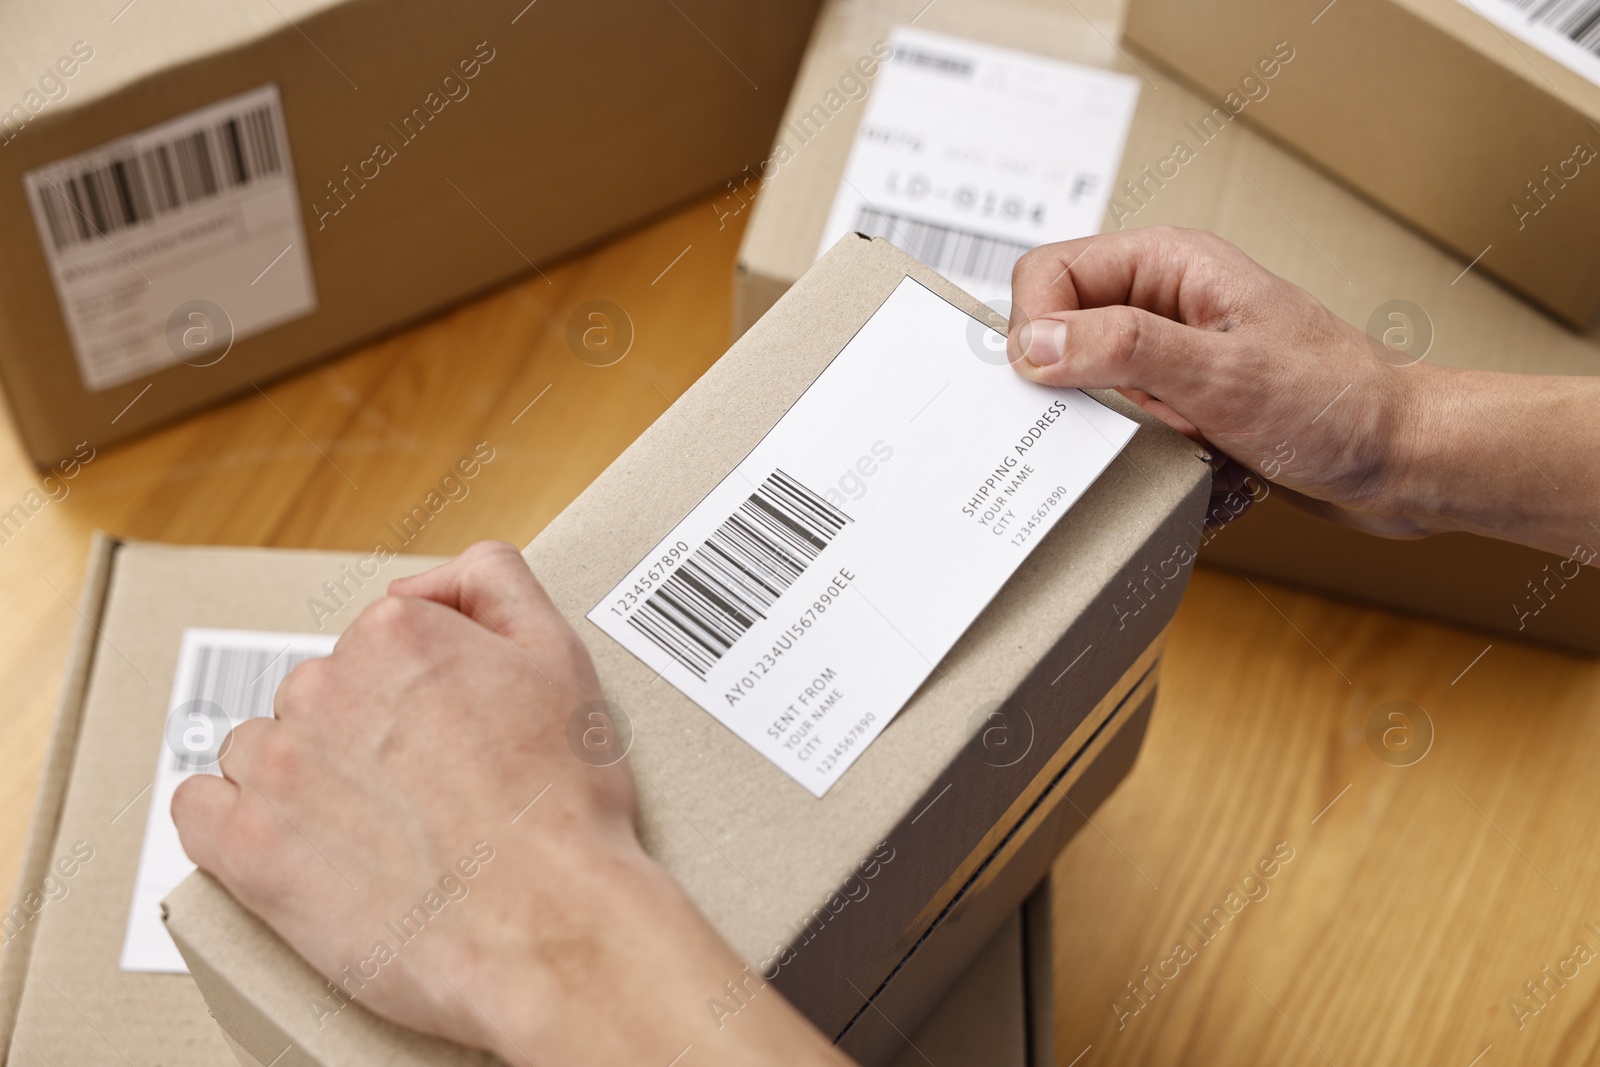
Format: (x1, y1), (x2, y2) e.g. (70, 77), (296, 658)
(1007, 305), (1219, 400)
(388, 540), (561, 649)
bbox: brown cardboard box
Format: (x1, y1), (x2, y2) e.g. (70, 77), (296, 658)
(732, 0), (1140, 339)
(735, 0), (1600, 653)
(0, 543), (1150, 1066)
(1123, 0), (1600, 328)
(0, 534), (1061, 1066)
(0, 0), (820, 468)
(161, 234), (1210, 1063)
(0, 538), (447, 1065)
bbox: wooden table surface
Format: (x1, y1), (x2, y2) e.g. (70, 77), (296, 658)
(1, 191), (1597, 1067)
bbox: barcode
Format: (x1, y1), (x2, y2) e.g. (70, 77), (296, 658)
(854, 205), (1034, 288)
(1509, 0), (1600, 52)
(35, 103), (283, 253)
(628, 470), (851, 679)
(169, 641), (323, 772)
(890, 46), (975, 78)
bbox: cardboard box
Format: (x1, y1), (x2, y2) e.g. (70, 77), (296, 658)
(0, 0), (821, 468)
(160, 234), (1208, 1063)
(1122, 0), (1600, 327)
(0, 538), (448, 1065)
(0, 526), (1158, 1066)
(890, 877), (1064, 1067)
(0, 537), (1081, 1067)
(737, 0), (1600, 653)
(733, 0), (1141, 338)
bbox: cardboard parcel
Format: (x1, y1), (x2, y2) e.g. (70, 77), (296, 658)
(0, 537), (1088, 1067)
(1123, 0), (1600, 328)
(735, 0), (1600, 652)
(0, 0), (820, 467)
(0, 537), (1079, 1067)
(151, 235), (1208, 1065)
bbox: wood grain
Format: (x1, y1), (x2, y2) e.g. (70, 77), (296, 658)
(0, 191), (740, 904)
(1, 187), (1596, 1067)
(1051, 567), (1600, 1066)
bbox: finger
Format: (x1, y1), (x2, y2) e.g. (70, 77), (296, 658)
(216, 716), (274, 784)
(171, 772), (238, 875)
(1010, 226), (1243, 323)
(1115, 387), (1207, 445)
(387, 540), (562, 648)
(1007, 304), (1224, 402)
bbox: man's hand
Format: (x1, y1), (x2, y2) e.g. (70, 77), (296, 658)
(1006, 227), (1424, 536)
(172, 541), (848, 1067)
(1005, 226), (1600, 558)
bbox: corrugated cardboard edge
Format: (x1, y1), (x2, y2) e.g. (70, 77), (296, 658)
(0, 532), (116, 1064)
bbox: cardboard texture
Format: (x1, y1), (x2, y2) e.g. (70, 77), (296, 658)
(1124, 0), (1600, 328)
(853, 684), (1155, 1066)
(163, 234), (1210, 1064)
(0, 0), (821, 467)
(734, 0), (1600, 653)
(888, 909), (1029, 1067)
(0, 538), (1048, 1067)
(0, 537), (447, 1066)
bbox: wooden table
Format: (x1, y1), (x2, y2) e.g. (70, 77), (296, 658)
(1, 192), (1596, 1066)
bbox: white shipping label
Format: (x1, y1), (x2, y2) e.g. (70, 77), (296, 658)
(121, 629), (336, 973)
(588, 278), (1137, 797)
(817, 27), (1140, 308)
(1461, 0), (1600, 89)
(24, 84), (316, 393)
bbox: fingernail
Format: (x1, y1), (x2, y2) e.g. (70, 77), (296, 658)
(1020, 319), (1066, 366)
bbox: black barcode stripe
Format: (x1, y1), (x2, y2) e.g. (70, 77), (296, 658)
(170, 642), (325, 772)
(1510, 0), (1600, 53)
(40, 103), (283, 253)
(628, 471), (851, 680)
(890, 46), (975, 78)
(853, 204), (1033, 288)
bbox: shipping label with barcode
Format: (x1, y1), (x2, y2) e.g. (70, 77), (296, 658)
(815, 27), (1140, 309)
(23, 84), (316, 393)
(587, 277), (1137, 796)
(121, 628), (335, 973)
(1463, 0), (1600, 88)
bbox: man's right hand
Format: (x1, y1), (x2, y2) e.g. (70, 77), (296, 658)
(1004, 226), (1600, 563)
(1006, 226), (1428, 538)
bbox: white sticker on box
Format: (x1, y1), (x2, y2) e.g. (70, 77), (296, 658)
(23, 84), (316, 393)
(121, 628), (336, 974)
(816, 27), (1140, 309)
(588, 277), (1137, 797)
(1460, 0), (1600, 89)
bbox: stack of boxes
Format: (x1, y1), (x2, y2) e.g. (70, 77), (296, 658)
(4, 0), (1599, 1063)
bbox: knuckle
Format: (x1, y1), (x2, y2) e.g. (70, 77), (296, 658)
(219, 802), (288, 888)
(463, 539), (521, 569)
(1013, 243), (1053, 276)
(1103, 306), (1145, 365)
(357, 594), (425, 643)
(250, 729), (302, 790)
(277, 656), (331, 711)
(169, 775), (210, 831)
